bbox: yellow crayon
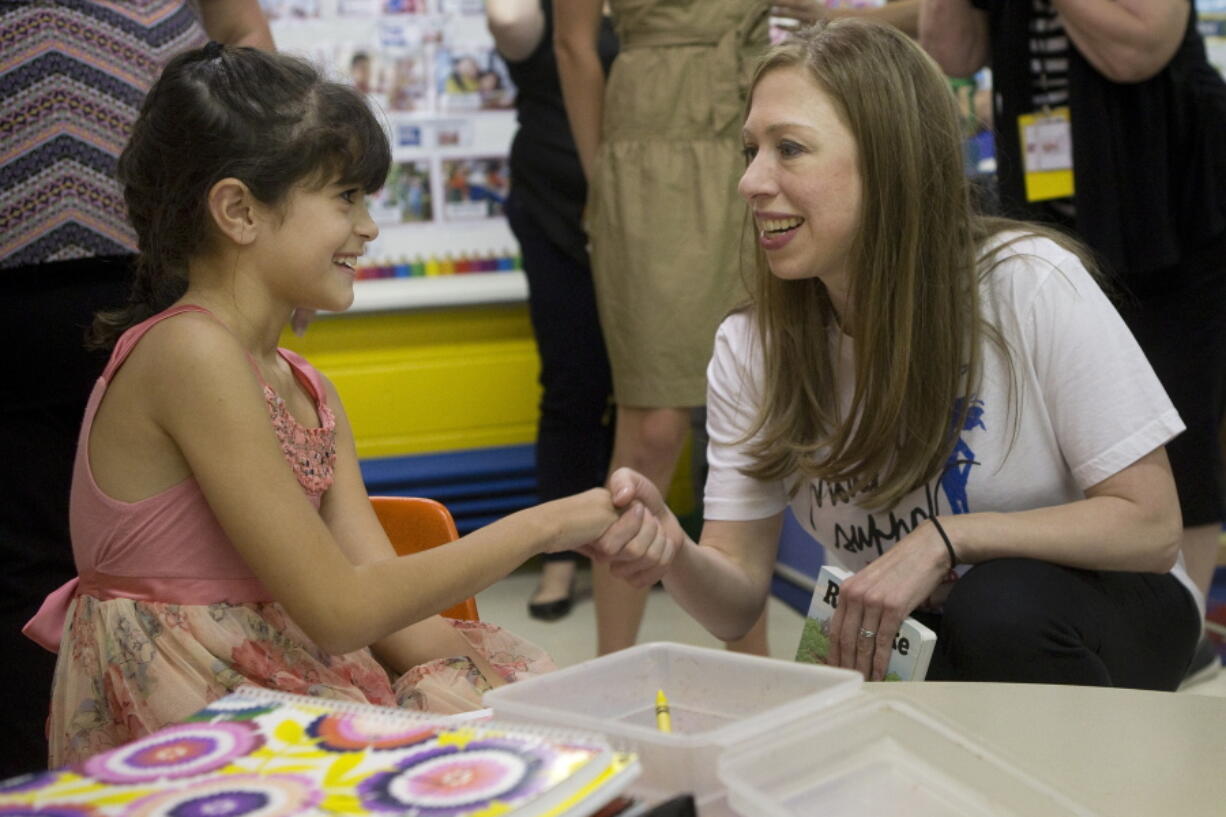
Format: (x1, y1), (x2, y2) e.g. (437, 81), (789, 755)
(655, 688), (672, 733)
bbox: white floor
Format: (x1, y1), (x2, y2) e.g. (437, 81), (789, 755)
(477, 565), (1226, 697)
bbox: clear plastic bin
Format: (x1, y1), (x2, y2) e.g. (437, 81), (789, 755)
(719, 693), (1099, 817)
(483, 642), (862, 806)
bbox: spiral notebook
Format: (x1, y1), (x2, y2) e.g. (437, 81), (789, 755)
(0, 686), (639, 817)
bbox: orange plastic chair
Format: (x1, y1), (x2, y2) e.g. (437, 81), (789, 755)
(370, 495), (479, 621)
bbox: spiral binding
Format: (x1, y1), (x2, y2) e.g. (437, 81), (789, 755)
(230, 685), (618, 749)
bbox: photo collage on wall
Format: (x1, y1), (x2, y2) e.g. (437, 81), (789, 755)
(1200, 0), (1226, 78)
(260, 0), (518, 268)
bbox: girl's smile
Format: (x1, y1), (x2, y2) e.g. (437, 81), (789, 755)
(332, 254), (359, 278)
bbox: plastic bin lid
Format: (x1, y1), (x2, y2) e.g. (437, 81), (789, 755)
(485, 642), (863, 748)
(719, 692), (1100, 817)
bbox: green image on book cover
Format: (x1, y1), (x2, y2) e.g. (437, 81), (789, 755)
(795, 564), (937, 681)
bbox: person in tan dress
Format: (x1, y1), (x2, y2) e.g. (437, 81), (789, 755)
(556, 0), (796, 654)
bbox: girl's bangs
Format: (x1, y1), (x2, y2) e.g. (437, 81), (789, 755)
(314, 85), (392, 193)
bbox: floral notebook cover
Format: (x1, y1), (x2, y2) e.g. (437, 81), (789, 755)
(0, 687), (638, 817)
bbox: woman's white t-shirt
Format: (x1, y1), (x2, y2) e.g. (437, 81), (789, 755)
(703, 233), (1201, 615)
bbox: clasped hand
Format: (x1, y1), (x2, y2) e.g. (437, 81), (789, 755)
(554, 468), (683, 589)
(826, 520), (953, 681)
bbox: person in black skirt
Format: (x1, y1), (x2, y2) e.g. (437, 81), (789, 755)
(486, 0), (619, 620)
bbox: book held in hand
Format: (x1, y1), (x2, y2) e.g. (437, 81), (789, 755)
(0, 686), (639, 817)
(795, 564), (937, 681)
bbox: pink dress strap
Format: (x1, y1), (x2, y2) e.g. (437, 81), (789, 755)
(277, 348), (329, 408)
(102, 304), (218, 380)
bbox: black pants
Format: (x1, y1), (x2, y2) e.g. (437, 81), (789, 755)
(916, 559), (1200, 690)
(506, 196), (614, 563)
(0, 256), (130, 775)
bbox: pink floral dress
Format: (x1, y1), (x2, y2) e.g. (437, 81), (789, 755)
(28, 306), (555, 766)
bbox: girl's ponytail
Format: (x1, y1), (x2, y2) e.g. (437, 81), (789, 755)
(86, 256), (186, 350)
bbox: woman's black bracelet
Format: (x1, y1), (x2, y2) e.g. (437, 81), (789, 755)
(930, 516), (958, 570)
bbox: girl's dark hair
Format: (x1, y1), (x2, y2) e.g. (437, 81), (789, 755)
(89, 44), (391, 349)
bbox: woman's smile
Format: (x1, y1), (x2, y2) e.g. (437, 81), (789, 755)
(755, 211), (806, 250)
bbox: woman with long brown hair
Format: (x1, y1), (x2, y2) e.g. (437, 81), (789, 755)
(597, 20), (1200, 687)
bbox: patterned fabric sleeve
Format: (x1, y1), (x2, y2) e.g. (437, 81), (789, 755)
(1, 1), (206, 268)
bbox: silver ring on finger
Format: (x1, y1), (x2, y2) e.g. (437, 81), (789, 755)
(858, 628), (877, 639)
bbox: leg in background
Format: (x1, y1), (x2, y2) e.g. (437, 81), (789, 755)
(507, 195), (614, 621)
(530, 554), (581, 620)
(726, 608), (770, 655)
(593, 560), (652, 655)
(1182, 523), (1222, 603)
(596, 405), (689, 654)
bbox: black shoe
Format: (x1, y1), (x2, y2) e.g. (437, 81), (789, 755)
(528, 595), (573, 621)
(528, 577), (576, 622)
(1180, 634), (1222, 689)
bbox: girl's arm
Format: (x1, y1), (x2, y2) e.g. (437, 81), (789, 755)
(316, 379), (507, 685)
(918, 0), (990, 78)
(828, 446), (1181, 680)
(487, 0), (546, 63)
(149, 318), (619, 656)
(553, 0), (605, 180)
(199, 0), (276, 50)
(1051, 0), (1189, 83)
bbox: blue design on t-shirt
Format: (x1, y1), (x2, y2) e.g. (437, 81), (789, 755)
(939, 398), (985, 515)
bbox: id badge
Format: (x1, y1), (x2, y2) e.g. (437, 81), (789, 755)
(1017, 107), (1074, 202)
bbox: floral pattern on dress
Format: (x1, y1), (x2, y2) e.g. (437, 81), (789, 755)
(263, 386), (335, 498)
(49, 597), (555, 767)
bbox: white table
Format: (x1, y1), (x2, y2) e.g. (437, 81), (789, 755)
(856, 682), (1225, 817)
(689, 682), (1224, 817)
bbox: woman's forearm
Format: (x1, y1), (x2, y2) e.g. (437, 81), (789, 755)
(831, 0), (921, 38)
(918, 0), (990, 78)
(947, 501), (1180, 573)
(199, 0), (275, 50)
(486, 0), (545, 63)
(662, 516), (784, 642)
(553, 0), (606, 180)
(1053, 0), (1188, 83)
(942, 451), (1182, 573)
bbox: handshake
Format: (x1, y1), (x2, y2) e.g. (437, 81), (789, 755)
(541, 467), (686, 589)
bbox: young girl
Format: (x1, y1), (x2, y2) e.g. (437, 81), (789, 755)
(24, 43), (668, 765)
(602, 21), (1201, 689)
